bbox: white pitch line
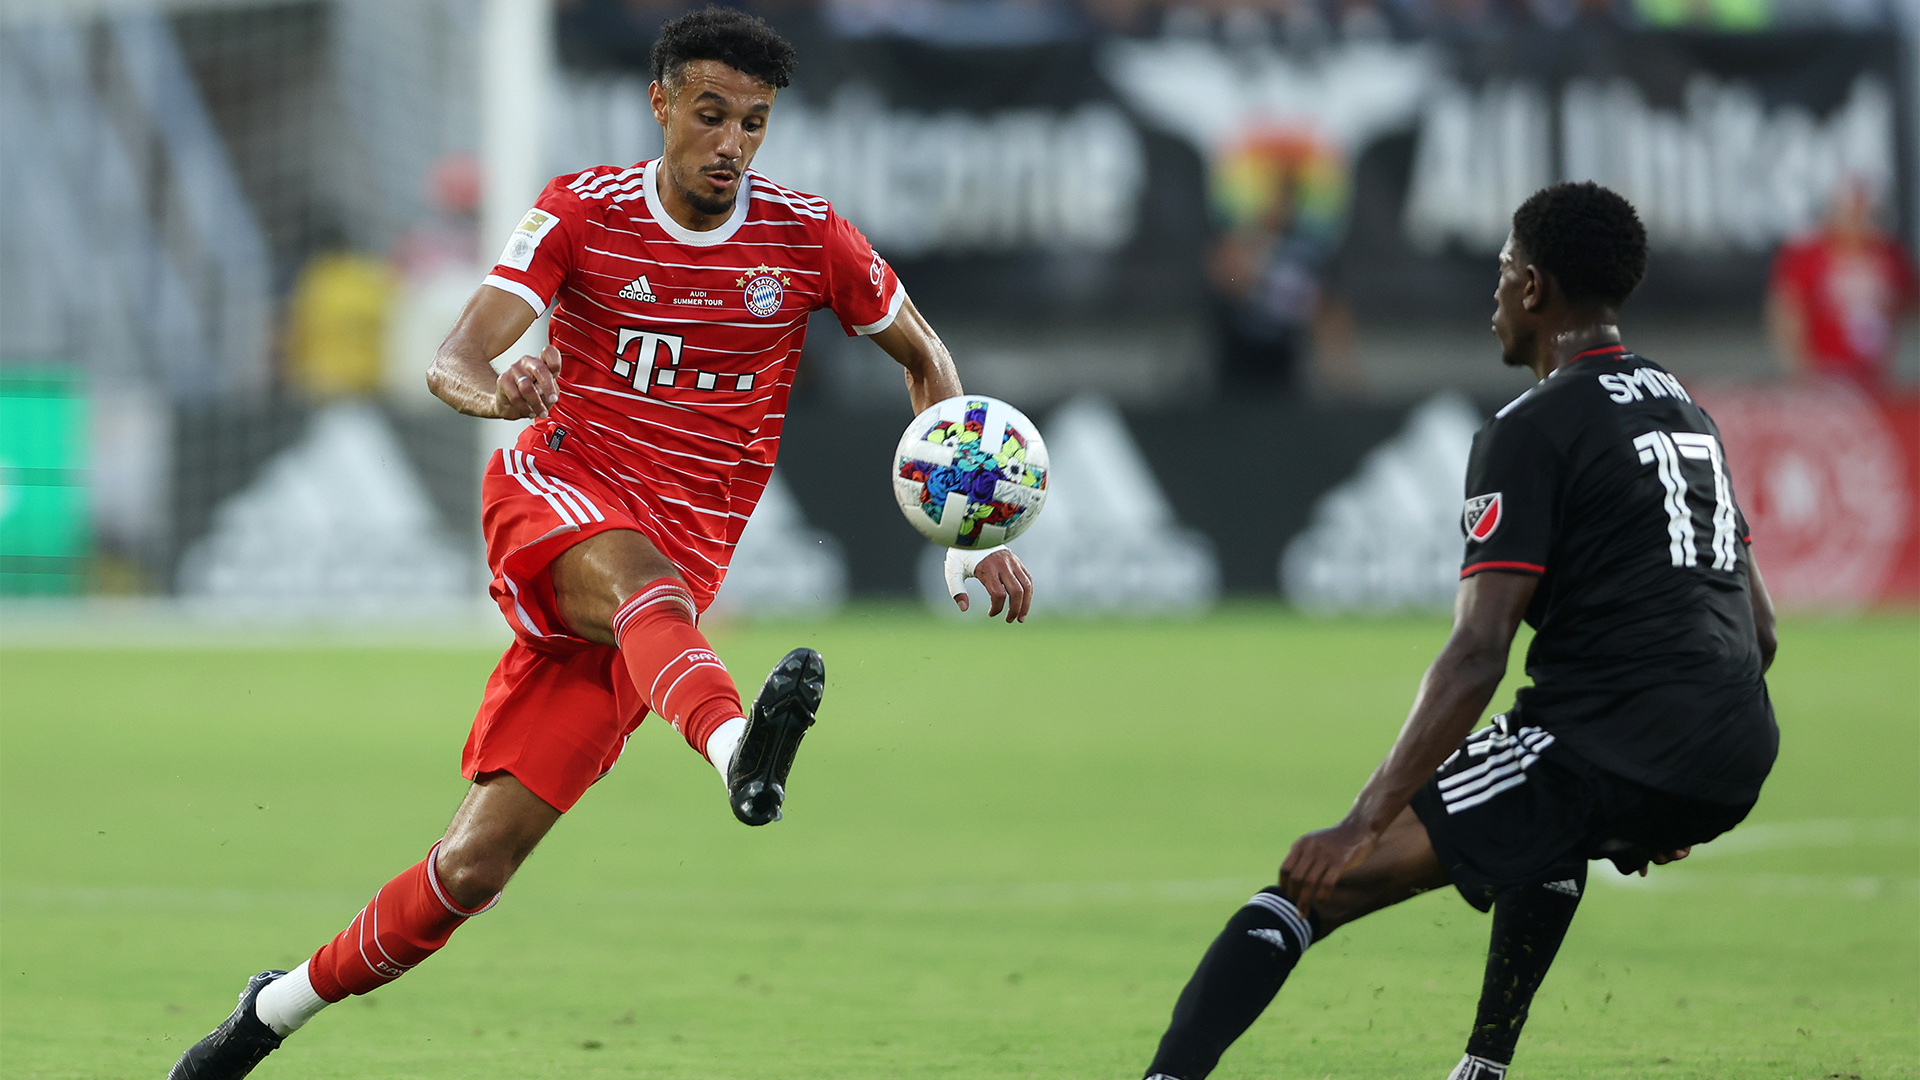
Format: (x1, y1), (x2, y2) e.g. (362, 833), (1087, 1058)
(3, 886), (368, 912)
(1593, 817), (1919, 900)
(1675, 817), (1917, 860)
(1594, 871), (1919, 900)
(876, 878), (1253, 910)
(10, 821), (1912, 913)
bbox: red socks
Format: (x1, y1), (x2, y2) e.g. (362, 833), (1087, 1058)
(611, 578), (744, 761)
(305, 579), (737, 1005)
(306, 841), (496, 1003)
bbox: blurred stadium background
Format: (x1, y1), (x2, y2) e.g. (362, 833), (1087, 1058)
(2, 0), (1916, 622)
(3, 4), (1917, 1078)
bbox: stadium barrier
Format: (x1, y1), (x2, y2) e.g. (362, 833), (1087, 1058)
(5, 383), (1913, 612)
(778, 387), (1920, 611)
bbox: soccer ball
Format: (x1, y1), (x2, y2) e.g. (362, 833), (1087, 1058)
(892, 395), (1049, 549)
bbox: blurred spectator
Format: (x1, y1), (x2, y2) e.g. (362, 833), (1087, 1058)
(1336, 0), (1393, 36)
(1766, 178), (1918, 391)
(1082, 0), (1157, 33)
(284, 219), (394, 401)
(824, 0), (1083, 43)
(541, 0), (1899, 40)
(1205, 134), (1361, 396)
(556, 0), (715, 70)
(388, 156), (486, 408)
(1633, 0), (1768, 28)
(393, 156), (481, 283)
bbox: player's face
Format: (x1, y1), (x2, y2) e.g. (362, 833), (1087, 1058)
(651, 60), (775, 219)
(1492, 233), (1535, 368)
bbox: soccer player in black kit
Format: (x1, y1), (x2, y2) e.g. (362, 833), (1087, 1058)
(1138, 182), (1780, 1080)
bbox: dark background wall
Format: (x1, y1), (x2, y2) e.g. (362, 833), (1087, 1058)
(771, 396), (1449, 595)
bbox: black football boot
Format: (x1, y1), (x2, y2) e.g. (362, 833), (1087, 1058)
(728, 647), (825, 826)
(167, 970), (286, 1079)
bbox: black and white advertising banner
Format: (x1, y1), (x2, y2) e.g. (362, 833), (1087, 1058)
(554, 38), (1199, 320)
(555, 28), (1908, 320)
(1333, 30), (1908, 316)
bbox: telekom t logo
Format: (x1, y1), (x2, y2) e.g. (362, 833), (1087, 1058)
(612, 327), (685, 392)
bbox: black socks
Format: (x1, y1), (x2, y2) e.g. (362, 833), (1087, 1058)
(1465, 871), (1584, 1066)
(1142, 872), (1581, 1080)
(1144, 888), (1317, 1080)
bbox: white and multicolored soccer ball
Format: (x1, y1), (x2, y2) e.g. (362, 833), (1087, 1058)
(892, 395), (1049, 549)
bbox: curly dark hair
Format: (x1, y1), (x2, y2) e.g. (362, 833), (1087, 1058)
(1510, 182), (1648, 309)
(650, 6), (796, 91)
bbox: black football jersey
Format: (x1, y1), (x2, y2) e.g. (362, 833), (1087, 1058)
(1461, 344), (1777, 803)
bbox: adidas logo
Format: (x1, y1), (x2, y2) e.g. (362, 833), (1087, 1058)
(1447, 1055), (1507, 1080)
(1543, 878), (1581, 897)
(1245, 927), (1290, 952)
(618, 275), (658, 303)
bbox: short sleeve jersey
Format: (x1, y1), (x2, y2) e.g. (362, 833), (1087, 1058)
(481, 160), (905, 604)
(1768, 233), (1919, 386)
(1461, 345), (1777, 803)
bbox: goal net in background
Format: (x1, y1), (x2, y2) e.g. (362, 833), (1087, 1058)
(0, 0), (805, 622)
(2, 0), (500, 613)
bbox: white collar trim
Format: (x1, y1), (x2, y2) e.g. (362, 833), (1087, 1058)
(642, 159), (751, 246)
(1495, 386), (1534, 419)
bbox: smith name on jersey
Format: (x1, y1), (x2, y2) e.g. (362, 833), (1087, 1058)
(482, 159), (904, 602)
(1459, 344), (1778, 805)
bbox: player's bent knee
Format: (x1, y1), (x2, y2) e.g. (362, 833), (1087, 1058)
(433, 841), (513, 909)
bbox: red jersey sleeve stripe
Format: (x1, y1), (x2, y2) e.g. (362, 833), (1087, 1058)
(1461, 560), (1546, 578)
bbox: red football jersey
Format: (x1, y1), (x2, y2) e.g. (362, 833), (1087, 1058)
(1769, 232), (1919, 387)
(482, 159), (905, 603)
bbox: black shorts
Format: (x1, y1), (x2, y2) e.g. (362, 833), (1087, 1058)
(1409, 714), (1755, 912)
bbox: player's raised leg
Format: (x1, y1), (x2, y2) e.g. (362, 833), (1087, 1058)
(551, 529), (824, 826)
(168, 773), (559, 1079)
(1144, 808), (1449, 1080)
(1446, 873), (1584, 1080)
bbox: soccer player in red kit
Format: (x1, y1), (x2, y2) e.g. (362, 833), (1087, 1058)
(168, 10), (1033, 1077)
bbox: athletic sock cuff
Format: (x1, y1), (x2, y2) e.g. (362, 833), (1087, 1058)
(1246, 889), (1315, 950)
(687, 701), (747, 762)
(1448, 1053), (1509, 1079)
(307, 951), (349, 1004)
(426, 841), (501, 917)
(611, 578), (698, 643)
(255, 960), (330, 1035)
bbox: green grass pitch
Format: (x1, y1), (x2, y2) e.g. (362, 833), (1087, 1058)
(2, 608), (1914, 1079)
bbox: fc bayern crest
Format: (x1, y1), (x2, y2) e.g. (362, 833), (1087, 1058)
(738, 263), (789, 318)
(1463, 492), (1503, 542)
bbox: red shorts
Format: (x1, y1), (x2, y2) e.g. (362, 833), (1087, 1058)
(462, 440), (696, 812)
(463, 640), (644, 813)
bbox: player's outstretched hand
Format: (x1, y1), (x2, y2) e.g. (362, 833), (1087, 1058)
(1639, 847), (1691, 875)
(1279, 818), (1381, 918)
(494, 344), (562, 420)
(946, 547), (1033, 623)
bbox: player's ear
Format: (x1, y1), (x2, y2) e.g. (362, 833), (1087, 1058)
(1521, 264), (1546, 313)
(648, 80), (671, 127)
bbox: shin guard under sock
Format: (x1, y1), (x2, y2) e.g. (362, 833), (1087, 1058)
(611, 578), (745, 761)
(1464, 870), (1584, 1066)
(1146, 888), (1318, 1080)
(306, 841), (498, 1003)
